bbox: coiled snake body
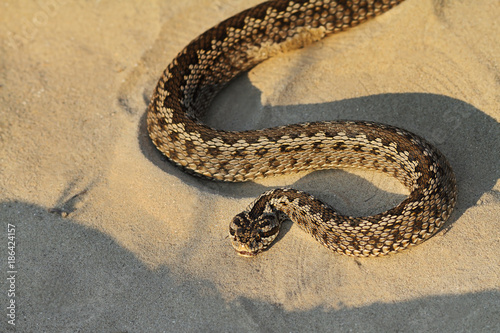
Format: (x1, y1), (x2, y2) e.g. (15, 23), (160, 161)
(147, 0), (457, 257)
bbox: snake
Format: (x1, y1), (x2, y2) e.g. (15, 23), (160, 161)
(147, 0), (457, 257)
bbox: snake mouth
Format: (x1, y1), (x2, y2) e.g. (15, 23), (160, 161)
(231, 240), (259, 257)
(236, 250), (256, 257)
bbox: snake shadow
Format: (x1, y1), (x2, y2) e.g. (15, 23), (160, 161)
(139, 73), (499, 232)
(2, 201), (498, 331)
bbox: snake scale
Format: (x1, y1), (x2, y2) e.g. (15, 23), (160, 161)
(147, 0), (457, 257)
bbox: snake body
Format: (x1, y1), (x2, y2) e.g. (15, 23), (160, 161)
(147, 0), (457, 257)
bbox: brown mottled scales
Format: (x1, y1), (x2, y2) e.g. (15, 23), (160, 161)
(147, 0), (457, 257)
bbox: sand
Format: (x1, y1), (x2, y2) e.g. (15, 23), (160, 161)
(1, 0), (499, 332)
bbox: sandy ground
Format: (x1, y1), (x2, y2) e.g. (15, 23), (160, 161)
(1, 0), (499, 332)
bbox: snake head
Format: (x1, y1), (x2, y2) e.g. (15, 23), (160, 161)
(229, 211), (281, 257)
